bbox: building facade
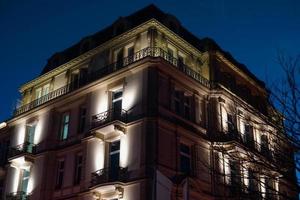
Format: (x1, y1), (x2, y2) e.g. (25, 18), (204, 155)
(0, 5), (297, 200)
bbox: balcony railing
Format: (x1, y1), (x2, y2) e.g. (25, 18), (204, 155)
(6, 191), (30, 200)
(14, 47), (210, 116)
(91, 108), (128, 129)
(216, 131), (275, 160)
(9, 142), (36, 158)
(90, 167), (128, 187)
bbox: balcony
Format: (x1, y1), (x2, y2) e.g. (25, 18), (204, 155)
(9, 142), (36, 159)
(14, 47), (210, 116)
(90, 167), (128, 187)
(91, 109), (128, 130)
(6, 191), (30, 200)
(215, 131), (275, 161)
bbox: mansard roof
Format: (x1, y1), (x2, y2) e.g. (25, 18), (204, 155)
(41, 4), (265, 88)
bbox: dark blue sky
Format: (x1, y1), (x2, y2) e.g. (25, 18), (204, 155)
(0, 0), (299, 121)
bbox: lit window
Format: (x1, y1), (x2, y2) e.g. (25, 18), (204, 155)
(74, 153), (83, 185)
(35, 88), (42, 99)
(60, 113), (70, 140)
(42, 84), (50, 96)
(56, 159), (65, 189)
(180, 143), (191, 175)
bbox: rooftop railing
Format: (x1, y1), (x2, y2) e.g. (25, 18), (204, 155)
(14, 47), (210, 116)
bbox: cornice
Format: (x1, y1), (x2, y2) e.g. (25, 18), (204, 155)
(215, 51), (267, 94)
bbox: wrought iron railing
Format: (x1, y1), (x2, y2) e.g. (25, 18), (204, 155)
(216, 131), (275, 161)
(9, 142), (36, 158)
(6, 191), (30, 200)
(14, 47), (210, 116)
(91, 108), (127, 129)
(90, 167), (128, 187)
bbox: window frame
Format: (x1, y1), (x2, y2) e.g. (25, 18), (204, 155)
(60, 112), (70, 140)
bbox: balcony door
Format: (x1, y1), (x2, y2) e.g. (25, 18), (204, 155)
(116, 49), (124, 69)
(112, 89), (123, 120)
(25, 125), (35, 153)
(20, 169), (30, 196)
(109, 140), (120, 181)
(245, 124), (254, 147)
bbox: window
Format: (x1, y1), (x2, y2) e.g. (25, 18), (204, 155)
(265, 177), (275, 199)
(227, 113), (235, 133)
(56, 160), (65, 189)
(229, 160), (241, 194)
(60, 112), (70, 140)
(35, 88), (42, 99)
(78, 107), (86, 134)
(178, 54), (185, 68)
(115, 49), (124, 68)
(25, 124), (36, 153)
(174, 90), (181, 115)
(183, 96), (191, 120)
(112, 89), (123, 119)
(173, 90), (193, 121)
(180, 143), (191, 175)
(74, 153), (83, 185)
(109, 140), (120, 180)
(167, 47), (174, 63)
(244, 124), (254, 147)
(260, 135), (269, 156)
(127, 46), (134, 63)
(42, 84), (50, 96)
(21, 169), (30, 193)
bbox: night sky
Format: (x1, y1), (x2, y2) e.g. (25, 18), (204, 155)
(0, 0), (299, 121)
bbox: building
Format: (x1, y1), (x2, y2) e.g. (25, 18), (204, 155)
(0, 4), (297, 200)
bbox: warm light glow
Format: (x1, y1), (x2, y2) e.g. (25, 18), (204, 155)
(0, 122), (7, 129)
(256, 129), (261, 151)
(224, 155), (230, 184)
(221, 106), (227, 132)
(243, 167), (249, 187)
(122, 85), (137, 111)
(93, 140), (105, 170)
(120, 134), (129, 168)
(34, 117), (44, 144)
(260, 176), (266, 198)
(95, 89), (108, 114)
(27, 172), (34, 194)
(12, 167), (20, 193)
(16, 124), (26, 146)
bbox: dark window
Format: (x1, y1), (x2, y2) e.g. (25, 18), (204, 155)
(183, 96), (191, 120)
(127, 46), (135, 64)
(230, 160), (241, 194)
(60, 112), (70, 140)
(167, 48), (174, 63)
(174, 90), (181, 115)
(109, 140), (120, 180)
(116, 49), (124, 69)
(56, 160), (65, 189)
(112, 89), (123, 119)
(265, 177), (275, 199)
(78, 107), (87, 134)
(227, 114), (235, 133)
(74, 154), (83, 185)
(261, 135), (270, 156)
(180, 143), (191, 175)
(178, 55), (184, 68)
(245, 124), (254, 147)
